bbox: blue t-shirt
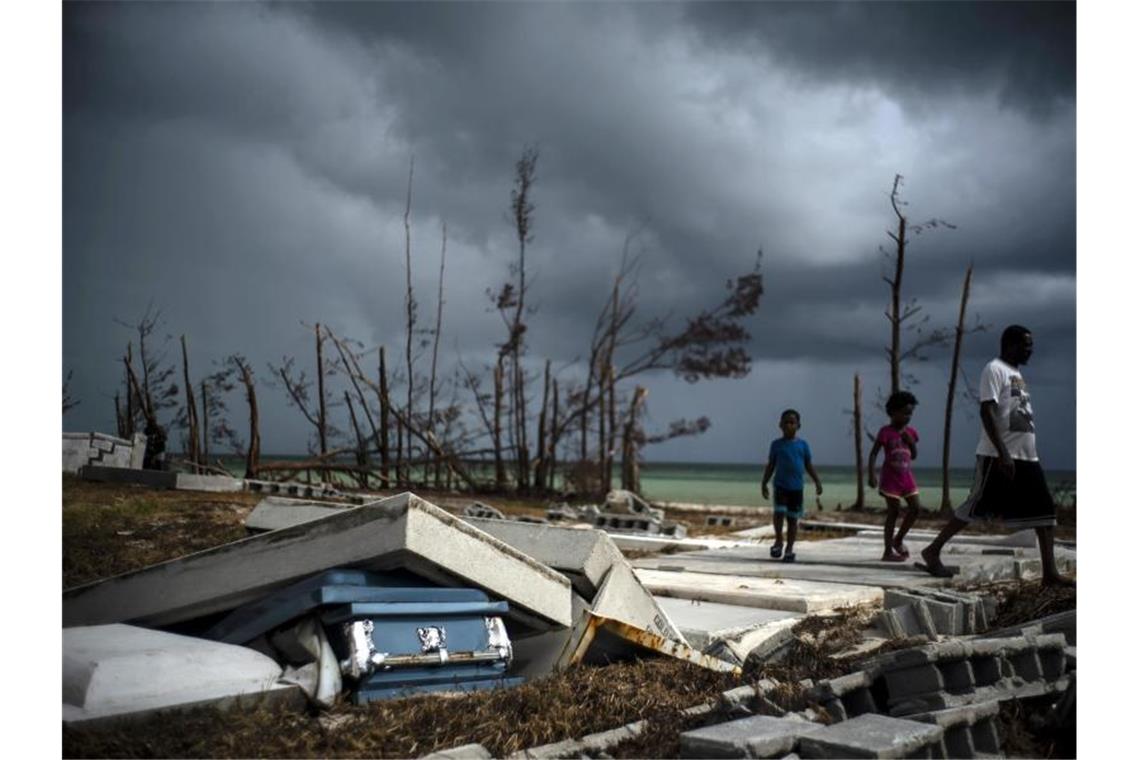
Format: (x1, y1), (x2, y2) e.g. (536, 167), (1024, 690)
(768, 437), (812, 490)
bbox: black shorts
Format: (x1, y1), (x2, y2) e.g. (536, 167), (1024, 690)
(953, 456), (1057, 528)
(773, 487), (805, 519)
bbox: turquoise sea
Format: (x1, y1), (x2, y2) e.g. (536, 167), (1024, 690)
(223, 457), (1075, 512)
(638, 462), (1076, 511)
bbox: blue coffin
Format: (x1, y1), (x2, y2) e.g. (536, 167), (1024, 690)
(203, 569), (522, 702)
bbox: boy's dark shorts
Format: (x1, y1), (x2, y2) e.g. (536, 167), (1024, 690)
(773, 487), (805, 520)
(953, 456), (1057, 528)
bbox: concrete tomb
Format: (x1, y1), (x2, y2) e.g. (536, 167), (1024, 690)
(64, 492), (572, 633)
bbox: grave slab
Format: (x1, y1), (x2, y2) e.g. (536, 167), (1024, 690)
(64, 624), (300, 726)
(463, 519), (625, 600)
(175, 473), (246, 493)
(64, 492), (572, 632)
(607, 533), (770, 554)
(797, 712), (943, 759)
(591, 561), (685, 642)
(245, 497), (351, 532)
(653, 596), (802, 650)
(680, 714), (823, 758)
(636, 568), (882, 612)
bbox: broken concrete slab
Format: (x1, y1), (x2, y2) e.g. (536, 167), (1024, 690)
(174, 473), (246, 493)
(605, 489), (665, 520)
(635, 568), (883, 613)
(632, 535), (1054, 588)
(463, 502), (505, 520)
(63, 624), (301, 726)
(591, 561), (685, 642)
(64, 492), (573, 633)
(420, 744), (494, 759)
(606, 533), (770, 555)
(680, 714), (824, 758)
(245, 497), (350, 532)
(797, 713), (943, 759)
(463, 519), (626, 600)
(653, 597), (802, 649)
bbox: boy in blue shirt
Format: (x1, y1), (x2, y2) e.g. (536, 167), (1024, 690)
(761, 409), (824, 563)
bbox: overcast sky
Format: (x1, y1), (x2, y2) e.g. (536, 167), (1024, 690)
(61, 1), (1076, 469)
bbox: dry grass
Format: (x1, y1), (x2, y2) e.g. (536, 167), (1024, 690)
(62, 475), (259, 588)
(63, 659), (744, 759)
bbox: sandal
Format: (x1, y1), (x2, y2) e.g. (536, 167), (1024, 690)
(881, 547), (907, 562)
(770, 542), (784, 559)
(893, 542), (910, 559)
(781, 551), (796, 563)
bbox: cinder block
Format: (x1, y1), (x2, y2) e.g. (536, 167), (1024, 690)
(1006, 651), (1043, 682)
(883, 665), (944, 701)
(797, 713), (943, 759)
(969, 656), (1003, 687)
(938, 659), (974, 695)
(1038, 648), (1066, 681)
(680, 714), (822, 758)
(971, 719), (1001, 753)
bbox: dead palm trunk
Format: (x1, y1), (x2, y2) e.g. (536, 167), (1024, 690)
(535, 359), (551, 492)
(852, 373), (866, 511)
(429, 221), (447, 488)
(236, 358), (260, 480)
(379, 347), (391, 487)
(180, 335), (200, 472)
(493, 358), (506, 490)
(315, 324), (329, 483)
(200, 379), (209, 469)
(942, 265), (974, 513)
(621, 386), (648, 493)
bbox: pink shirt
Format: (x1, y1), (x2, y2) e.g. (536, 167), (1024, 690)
(875, 425), (919, 497)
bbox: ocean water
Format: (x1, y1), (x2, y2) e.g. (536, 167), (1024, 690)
(637, 462), (1077, 512)
(223, 456), (1075, 512)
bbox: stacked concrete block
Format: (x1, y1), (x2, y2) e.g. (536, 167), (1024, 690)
(244, 479), (344, 500)
(972, 609), (1075, 647)
(605, 488), (666, 520)
(804, 670), (879, 724)
(680, 714), (825, 758)
(860, 632), (1069, 717)
(909, 700), (1002, 758)
(63, 432), (147, 473)
(463, 502), (505, 520)
(706, 515), (736, 528)
(877, 601), (938, 641)
(796, 713), (944, 759)
(882, 588), (990, 637)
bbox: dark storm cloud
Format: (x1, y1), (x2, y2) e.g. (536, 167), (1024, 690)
(682, 1), (1075, 117)
(62, 1), (1076, 466)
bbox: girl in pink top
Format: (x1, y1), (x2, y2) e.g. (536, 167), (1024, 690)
(868, 391), (922, 562)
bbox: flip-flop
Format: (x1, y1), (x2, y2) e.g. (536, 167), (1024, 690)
(770, 543), (784, 559)
(914, 561), (956, 578)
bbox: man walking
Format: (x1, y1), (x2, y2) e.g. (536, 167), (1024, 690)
(918, 325), (1074, 586)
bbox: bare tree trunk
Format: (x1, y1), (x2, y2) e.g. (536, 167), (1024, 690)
(114, 392), (125, 438)
(403, 156), (416, 489)
(123, 344), (136, 436)
(236, 358), (260, 480)
(493, 359), (506, 491)
(180, 335), (200, 472)
(379, 347), (391, 487)
(888, 175), (907, 396)
(314, 324), (329, 483)
(535, 359), (551, 492)
(549, 378), (559, 493)
(200, 379), (209, 469)
(345, 391), (369, 489)
(429, 221), (447, 488)
(515, 359), (529, 492)
(853, 373), (866, 511)
(621, 386), (648, 493)
(606, 364), (616, 493)
(597, 364), (607, 495)
(942, 264), (974, 513)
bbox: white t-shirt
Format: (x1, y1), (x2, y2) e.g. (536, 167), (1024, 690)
(975, 358), (1038, 461)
